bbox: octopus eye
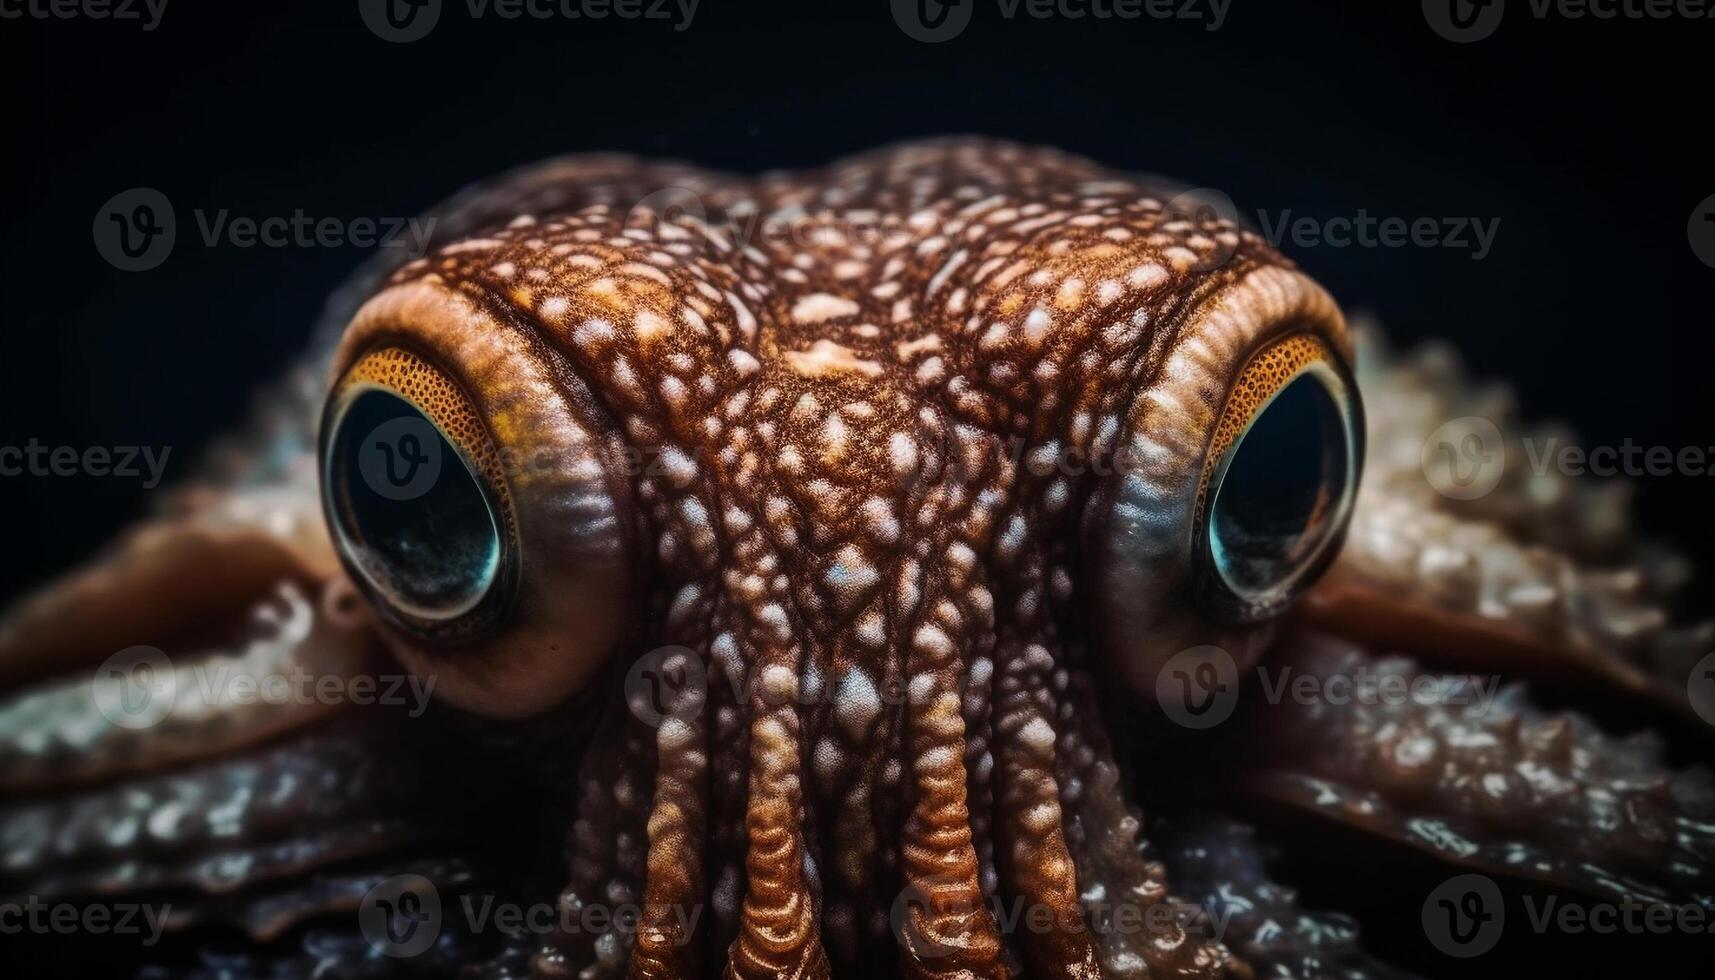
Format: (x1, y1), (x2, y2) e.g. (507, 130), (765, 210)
(324, 389), (505, 624)
(318, 286), (635, 722)
(1088, 271), (1363, 697)
(320, 347), (518, 638)
(1195, 335), (1362, 619)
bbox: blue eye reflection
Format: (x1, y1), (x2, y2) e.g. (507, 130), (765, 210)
(1209, 365), (1354, 603)
(325, 387), (502, 623)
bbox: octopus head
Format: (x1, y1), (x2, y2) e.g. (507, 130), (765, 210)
(313, 144), (1364, 978)
(8, 142), (1704, 980)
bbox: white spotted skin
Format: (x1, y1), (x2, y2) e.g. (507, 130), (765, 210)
(320, 139), (1356, 980)
(0, 141), (1708, 980)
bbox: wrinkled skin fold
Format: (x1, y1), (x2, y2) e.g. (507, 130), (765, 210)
(0, 140), (1710, 979)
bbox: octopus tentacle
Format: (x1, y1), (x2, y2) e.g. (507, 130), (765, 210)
(707, 635), (756, 966)
(0, 716), (473, 941)
(1239, 630), (1715, 907)
(1307, 324), (1711, 731)
(1152, 815), (1420, 980)
(1058, 667), (1229, 980)
(990, 634), (1106, 978)
(729, 683), (830, 980)
(0, 446), (392, 797)
(630, 653), (711, 979)
(0, 471), (341, 693)
(895, 659), (1008, 980)
(542, 706), (629, 978)
(0, 577), (375, 793)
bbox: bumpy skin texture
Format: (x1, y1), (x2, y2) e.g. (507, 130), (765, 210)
(0, 140), (1711, 980)
(326, 140), (1354, 980)
(1242, 632), (1715, 907)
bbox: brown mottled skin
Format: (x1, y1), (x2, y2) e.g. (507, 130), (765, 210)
(0, 141), (1710, 980)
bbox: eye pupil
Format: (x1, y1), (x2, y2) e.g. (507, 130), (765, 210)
(325, 388), (502, 622)
(1209, 366), (1353, 602)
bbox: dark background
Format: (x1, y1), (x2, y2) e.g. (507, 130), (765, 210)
(1, 2), (1710, 602)
(0, 2), (1710, 976)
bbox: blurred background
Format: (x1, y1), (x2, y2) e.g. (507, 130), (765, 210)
(2, 2), (1709, 603)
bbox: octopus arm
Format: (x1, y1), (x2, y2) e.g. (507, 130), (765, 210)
(1238, 630), (1715, 909)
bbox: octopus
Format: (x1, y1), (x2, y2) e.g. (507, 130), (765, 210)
(1, 139), (1711, 979)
